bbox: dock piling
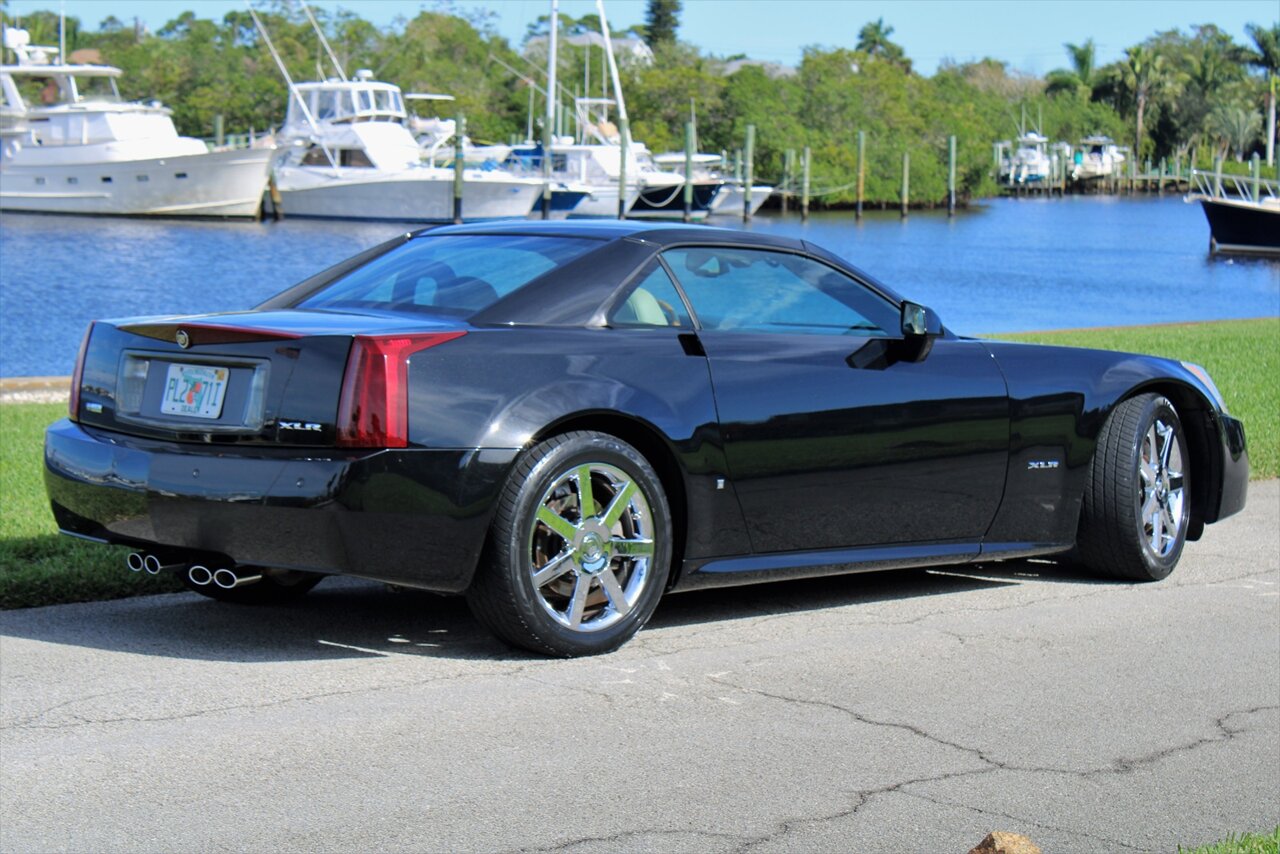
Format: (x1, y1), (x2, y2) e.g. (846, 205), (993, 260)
(213, 114), (224, 148)
(801, 146), (811, 222)
(683, 121), (694, 223)
(781, 149), (793, 214)
(856, 131), (866, 220)
(453, 113), (466, 224)
(947, 135), (956, 216)
(1250, 153), (1261, 202)
(900, 150), (909, 218)
(743, 123), (756, 221)
(618, 117), (629, 219)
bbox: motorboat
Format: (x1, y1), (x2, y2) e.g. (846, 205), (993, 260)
(998, 132), (1051, 185)
(1071, 135), (1126, 181)
(650, 151), (771, 216)
(269, 73), (542, 222)
(0, 26), (272, 217)
(1186, 168), (1280, 256)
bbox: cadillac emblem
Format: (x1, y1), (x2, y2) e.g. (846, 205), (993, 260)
(175, 330), (191, 349)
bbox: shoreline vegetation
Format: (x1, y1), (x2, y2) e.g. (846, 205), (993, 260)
(1, 6), (1275, 208)
(1, 318), (1275, 610)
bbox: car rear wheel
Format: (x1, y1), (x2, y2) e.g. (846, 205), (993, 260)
(182, 568), (323, 604)
(467, 431), (672, 657)
(1076, 393), (1190, 581)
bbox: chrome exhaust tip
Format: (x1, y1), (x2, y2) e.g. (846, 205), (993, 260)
(212, 569), (263, 590)
(187, 565), (214, 586)
(143, 554), (163, 575)
(126, 552), (146, 573)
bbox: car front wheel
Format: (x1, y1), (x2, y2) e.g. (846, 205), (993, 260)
(1076, 393), (1190, 581)
(467, 431), (672, 656)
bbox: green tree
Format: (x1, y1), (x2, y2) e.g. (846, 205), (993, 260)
(1209, 105), (1262, 160)
(1111, 45), (1181, 158)
(1245, 22), (1279, 162)
(1045, 39), (1096, 98)
(644, 0), (680, 48)
(855, 18), (908, 69)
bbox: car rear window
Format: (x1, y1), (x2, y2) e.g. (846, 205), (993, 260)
(294, 234), (600, 316)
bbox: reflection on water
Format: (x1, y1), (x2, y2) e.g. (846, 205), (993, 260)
(1, 197), (1277, 377)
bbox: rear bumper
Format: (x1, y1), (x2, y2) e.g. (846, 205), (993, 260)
(44, 419), (517, 593)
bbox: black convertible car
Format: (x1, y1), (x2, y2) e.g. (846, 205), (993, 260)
(45, 221), (1249, 655)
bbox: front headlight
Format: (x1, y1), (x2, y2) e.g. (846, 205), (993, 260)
(1181, 361), (1228, 413)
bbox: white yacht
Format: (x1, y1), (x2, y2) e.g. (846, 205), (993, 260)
(269, 74), (542, 222)
(1071, 135), (1126, 181)
(998, 132), (1051, 185)
(0, 27), (272, 217)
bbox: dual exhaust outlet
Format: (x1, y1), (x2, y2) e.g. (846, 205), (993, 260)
(126, 552), (261, 589)
(186, 565), (262, 590)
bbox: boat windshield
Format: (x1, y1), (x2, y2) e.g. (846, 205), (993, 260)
(12, 73), (122, 107)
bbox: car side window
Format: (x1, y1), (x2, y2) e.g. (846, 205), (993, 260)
(662, 247), (899, 336)
(608, 262), (692, 329)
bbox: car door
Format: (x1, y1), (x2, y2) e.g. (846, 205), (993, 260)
(661, 245), (1010, 554)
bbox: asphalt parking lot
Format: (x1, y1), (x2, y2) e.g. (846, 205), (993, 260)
(2, 480), (1276, 853)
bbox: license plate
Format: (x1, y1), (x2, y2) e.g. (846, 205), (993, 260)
(160, 363), (229, 420)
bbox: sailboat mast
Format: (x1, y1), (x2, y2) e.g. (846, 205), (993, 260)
(595, 0), (630, 148)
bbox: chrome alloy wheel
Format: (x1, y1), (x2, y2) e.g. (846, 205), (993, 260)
(527, 462), (655, 632)
(1139, 416), (1186, 558)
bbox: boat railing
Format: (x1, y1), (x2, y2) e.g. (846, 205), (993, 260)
(1189, 168), (1279, 204)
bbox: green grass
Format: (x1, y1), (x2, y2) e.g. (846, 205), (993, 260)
(1, 317), (1276, 609)
(0, 402), (182, 609)
(1180, 827), (1280, 854)
(993, 318), (1280, 480)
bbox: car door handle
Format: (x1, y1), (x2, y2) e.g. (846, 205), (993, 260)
(678, 333), (706, 357)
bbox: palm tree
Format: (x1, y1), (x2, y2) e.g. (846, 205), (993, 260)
(1209, 105), (1263, 161)
(1116, 45), (1180, 159)
(856, 18), (894, 56)
(1046, 39), (1096, 97)
(1245, 22), (1280, 165)
(855, 18), (907, 68)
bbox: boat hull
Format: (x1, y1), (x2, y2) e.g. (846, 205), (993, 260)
(710, 185), (773, 217)
(0, 147), (273, 218)
(566, 184), (641, 218)
(628, 180), (723, 220)
(273, 167), (541, 222)
(1198, 197), (1280, 255)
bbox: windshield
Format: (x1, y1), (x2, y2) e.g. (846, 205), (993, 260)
(293, 234), (601, 316)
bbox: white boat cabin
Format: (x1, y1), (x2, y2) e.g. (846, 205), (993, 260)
(277, 75), (424, 172)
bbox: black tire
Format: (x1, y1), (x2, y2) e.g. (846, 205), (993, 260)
(1076, 394), (1191, 581)
(182, 568), (323, 604)
(466, 431), (673, 657)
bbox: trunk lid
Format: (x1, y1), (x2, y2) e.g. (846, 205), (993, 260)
(74, 309), (463, 447)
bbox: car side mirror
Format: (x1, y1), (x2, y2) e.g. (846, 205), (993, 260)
(901, 302), (942, 338)
(899, 302), (942, 362)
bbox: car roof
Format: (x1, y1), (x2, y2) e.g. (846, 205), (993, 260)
(416, 219), (804, 250)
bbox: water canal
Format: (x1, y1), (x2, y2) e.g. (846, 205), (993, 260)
(1, 195), (1276, 378)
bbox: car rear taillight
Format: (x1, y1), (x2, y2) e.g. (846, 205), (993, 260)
(68, 322), (94, 422)
(335, 331), (466, 448)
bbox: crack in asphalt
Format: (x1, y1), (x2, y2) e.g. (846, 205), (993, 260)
(1, 661), (544, 731)
(517, 827), (748, 853)
(698, 676), (1279, 848)
(895, 788), (1147, 852)
(731, 767), (1000, 854)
